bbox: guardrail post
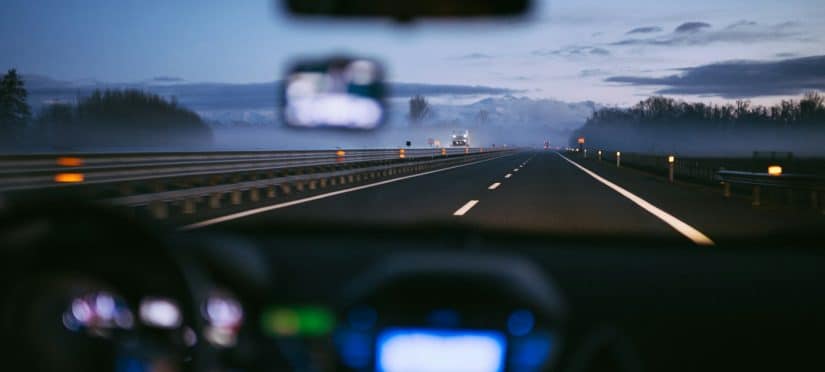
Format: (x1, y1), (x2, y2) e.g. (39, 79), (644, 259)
(250, 187), (260, 202)
(267, 186), (276, 198)
(150, 201), (168, 219)
(616, 152), (621, 168)
(752, 185), (761, 207)
(183, 198), (196, 214)
(723, 182), (731, 198)
(231, 190), (242, 205)
(209, 193), (221, 208)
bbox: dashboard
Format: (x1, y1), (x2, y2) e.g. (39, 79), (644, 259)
(2, 201), (824, 372)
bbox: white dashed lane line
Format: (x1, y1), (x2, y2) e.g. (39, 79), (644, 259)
(488, 182), (501, 190)
(505, 173), (512, 178)
(453, 200), (479, 216)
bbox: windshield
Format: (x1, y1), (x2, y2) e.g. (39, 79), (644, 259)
(2, 0), (824, 243)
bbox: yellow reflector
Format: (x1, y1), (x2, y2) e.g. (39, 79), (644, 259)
(56, 157), (83, 167)
(768, 165), (782, 176)
(54, 173), (84, 183)
(336, 150), (346, 157)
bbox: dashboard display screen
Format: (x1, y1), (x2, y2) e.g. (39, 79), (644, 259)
(376, 328), (506, 372)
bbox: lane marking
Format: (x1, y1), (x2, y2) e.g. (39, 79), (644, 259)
(513, 168), (519, 172)
(488, 182), (501, 190)
(180, 153), (517, 230)
(557, 152), (715, 246)
(453, 200), (479, 216)
(505, 173), (512, 178)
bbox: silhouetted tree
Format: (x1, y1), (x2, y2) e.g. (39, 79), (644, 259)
(409, 95), (432, 124)
(34, 89), (211, 148)
(570, 94), (825, 152)
(0, 69), (32, 144)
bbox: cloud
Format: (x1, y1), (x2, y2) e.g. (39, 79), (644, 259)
(389, 83), (519, 97)
(609, 21), (803, 47)
(451, 53), (494, 60)
(626, 26), (662, 35)
(152, 76), (185, 82)
(674, 21), (711, 33)
(604, 55), (825, 98)
(775, 52), (797, 58)
(589, 47), (610, 56)
(532, 45), (610, 57)
(579, 69), (610, 77)
(725, 20), (757, 29)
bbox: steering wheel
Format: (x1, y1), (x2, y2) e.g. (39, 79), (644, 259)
(0, 198), (207, 372)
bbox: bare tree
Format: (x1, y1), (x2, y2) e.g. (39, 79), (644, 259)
(409, 95), (431, 124)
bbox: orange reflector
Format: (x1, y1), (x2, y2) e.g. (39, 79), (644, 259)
(441, 148), (447, 155)
(768, 165), (782, 176)
(56, 157), (83, 167)
(336, 150), (346, 157)
(54, 173), (84, 183)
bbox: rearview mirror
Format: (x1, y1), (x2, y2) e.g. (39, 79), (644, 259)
(280, 57), (386, 130)
(282, 0), (531, 20)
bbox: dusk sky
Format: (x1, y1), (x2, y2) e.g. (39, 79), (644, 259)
(2, 0), (824, 106)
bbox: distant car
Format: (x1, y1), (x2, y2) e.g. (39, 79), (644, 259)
(451, 130), (469, 147)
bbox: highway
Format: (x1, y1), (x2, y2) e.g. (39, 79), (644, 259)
(189, 150), (825, 244)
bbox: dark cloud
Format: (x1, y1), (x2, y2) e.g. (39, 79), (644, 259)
(589, 48), (610, 56)
(775, 52), (797, 58)
(626, 26), (662, 35)
(609, 21), (803, 47)
(604, 55), (825, 98)
(452, 53), (494, 60)
(579, 69), (610, 77)
(152, 76), (185, 82)
(725, 20), (757, 29)
(674, 21), (711, 33)
(532, 45), (610, 57)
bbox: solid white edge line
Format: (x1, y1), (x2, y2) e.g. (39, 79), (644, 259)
(180, 153), (516, 230)
(453, 200), (479, 216)
(557, 152), (715, 246)
(488, 182), (501, 190)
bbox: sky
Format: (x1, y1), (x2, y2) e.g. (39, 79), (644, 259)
(1, 0), (824, 106)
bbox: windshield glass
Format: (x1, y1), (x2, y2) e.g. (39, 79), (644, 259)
(2, 0), (824, 242)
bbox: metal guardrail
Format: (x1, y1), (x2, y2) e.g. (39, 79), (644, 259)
(0, 147), (514, 219)
(568, 148), (825, 212)
(716, 170), (825, 210)
(0, 148), (494, 191)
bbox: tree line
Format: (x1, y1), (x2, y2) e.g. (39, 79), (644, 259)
(0, 69), (211, 151)
(570, 93), (825, 155)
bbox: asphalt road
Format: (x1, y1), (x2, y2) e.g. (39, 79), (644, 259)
(193, 150), (825, 245)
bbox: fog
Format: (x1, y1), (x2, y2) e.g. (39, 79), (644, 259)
(570, 123), (825, 158)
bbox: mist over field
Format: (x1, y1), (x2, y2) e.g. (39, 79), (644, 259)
(17, 75), (594, 152)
